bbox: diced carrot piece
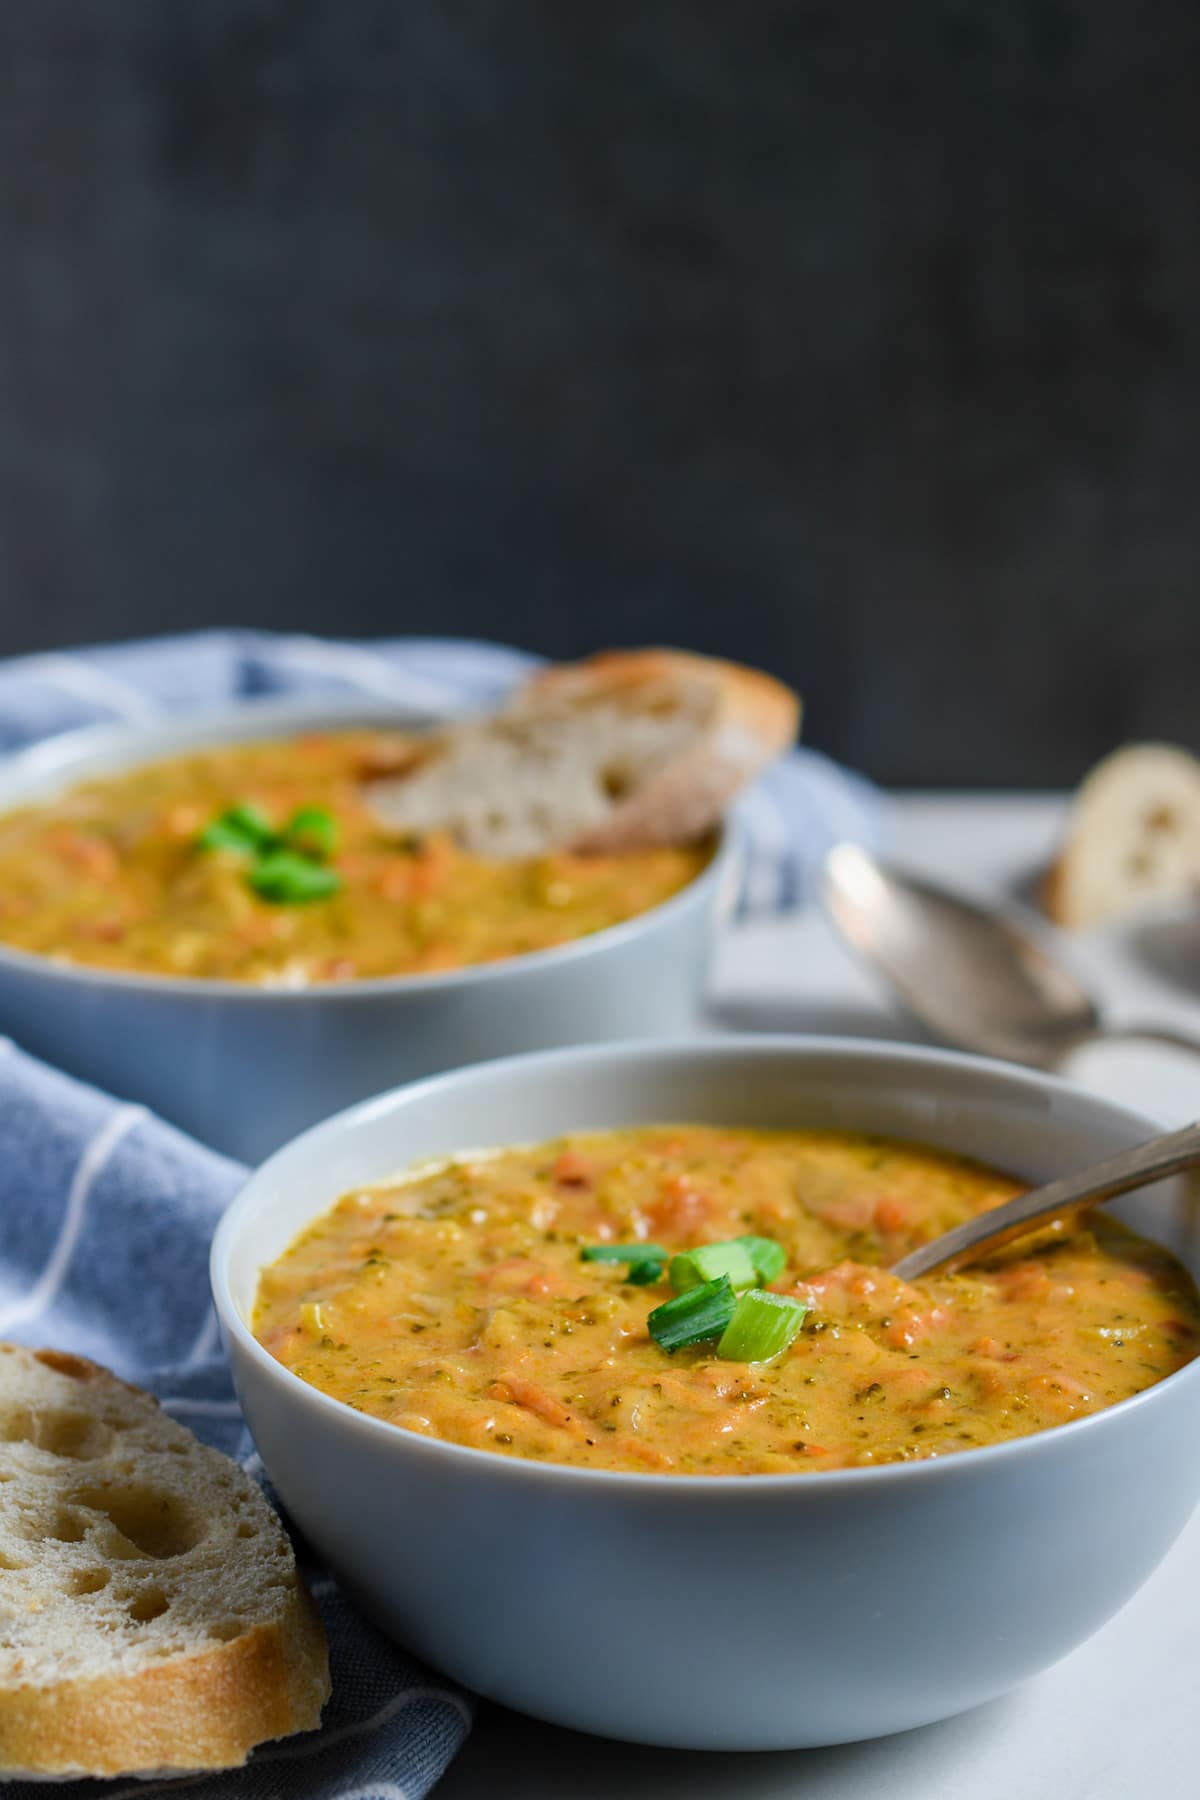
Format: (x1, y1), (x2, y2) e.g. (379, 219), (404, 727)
(163, 803), (205, 838)
(848, 1268), (881, 1298)
(475, 1257), (573, 1297)
(646, 1174), (718, 1240)
(319, 957), (357, 980)
(795, 1268), (840, 1296)
(490, 1377), (580, 1433)
(996, 1263), (1051, 1303)
(612, 1436), (674, 1470)
(875, 1364), (935, 1398)
(973, 1335), (1021, 1362)
(883, 1305), (948, 1349)
(874, 1196), (909, 1233)
(46, 829), (120, 879)
(376, 861), (415, 900)
(75, 918), (127, 943)
(411, 944), (461, 971)
(410, 837), (456, 896)
(552, 1150), (593, 1188)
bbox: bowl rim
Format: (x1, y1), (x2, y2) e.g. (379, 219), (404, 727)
(211, 1033), (1200, 1495)
(0, 694), (736, 1002)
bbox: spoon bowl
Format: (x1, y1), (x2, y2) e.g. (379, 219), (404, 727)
(892, 1116), (1200, 1280)
(820, 843), (1200, 1068)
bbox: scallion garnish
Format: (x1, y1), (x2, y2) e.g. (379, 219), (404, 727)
(197, 802), (342, 904)
(248, 850), (343, 903)
(717, 1290), (808, 1363)
(648, 1275), (737, 1352)
(581, 1242), (667, 1265)
(669, 1240), (759, 1294)
(198, 803), (276, 855)
(282, 806), (339, 859)
(736, 1234), (788, 1285)
(581, 1243), (667, 1284)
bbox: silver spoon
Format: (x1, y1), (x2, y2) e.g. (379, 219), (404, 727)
(892, 1117), (1200, 1279)
(820, 842), (1200, 1070)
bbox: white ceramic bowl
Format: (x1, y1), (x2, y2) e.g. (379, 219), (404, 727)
(0, 699), (736, 1162)
(212, 1037), (1200, 1750)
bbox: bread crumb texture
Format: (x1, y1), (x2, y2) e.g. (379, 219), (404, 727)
(0, 1344), (329, 1778)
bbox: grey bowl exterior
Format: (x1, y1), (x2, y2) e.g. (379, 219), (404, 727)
(0, 700), (736, 1162)
(212, 1038), (1200, 1749)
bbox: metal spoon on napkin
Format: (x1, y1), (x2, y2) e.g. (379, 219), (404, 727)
(892, 1117), (1200, 1279)
(819, 842), (1200, 1070)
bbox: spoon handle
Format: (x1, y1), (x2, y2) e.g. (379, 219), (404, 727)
(891, 1119), (1200, 1281)
(1090, 1023), (1200, 1062)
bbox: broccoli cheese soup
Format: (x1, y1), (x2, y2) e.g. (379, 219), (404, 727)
(0, 733), (710, 984)
(253, 1125), (1200, 1475)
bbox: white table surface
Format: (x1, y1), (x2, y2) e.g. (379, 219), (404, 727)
(435, 794), (1200, 1800)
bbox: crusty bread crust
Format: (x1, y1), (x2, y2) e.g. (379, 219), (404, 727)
(519, 650), (800, 853)
(0, 1591), (328, 1780)
(365, 646), (800, 857)
(0, 1345), (330, 1779)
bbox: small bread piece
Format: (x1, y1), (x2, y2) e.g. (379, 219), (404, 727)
(0, 1345), (329, 1779)
(367, 648), (800, 857)
(1045, 743), (1200, 929)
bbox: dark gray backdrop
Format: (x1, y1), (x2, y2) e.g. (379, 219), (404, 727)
(1, 3), (1197, 784)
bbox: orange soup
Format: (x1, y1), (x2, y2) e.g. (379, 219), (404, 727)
(0, 733), (709, 984)
(253, 1126), (1200, 1474)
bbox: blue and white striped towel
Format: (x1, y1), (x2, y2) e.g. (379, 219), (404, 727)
(0, 1047), (472, 1800)
(0, 633), (882, 1797)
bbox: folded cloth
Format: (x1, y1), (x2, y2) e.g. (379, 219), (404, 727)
(0, 630), (882, 909)
(0, 1041), (473, 1799)
(0, 633), (882, 1794)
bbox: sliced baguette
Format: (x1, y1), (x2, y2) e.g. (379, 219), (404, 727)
(0, 1345), (329, 1780)
(366, 648), (800, 857)
(1044, 743), (1200, 929)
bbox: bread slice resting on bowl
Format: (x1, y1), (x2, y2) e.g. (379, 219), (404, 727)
(366, 647), (801, 857)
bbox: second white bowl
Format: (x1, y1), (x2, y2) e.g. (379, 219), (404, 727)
(0, 698), (736, 1161)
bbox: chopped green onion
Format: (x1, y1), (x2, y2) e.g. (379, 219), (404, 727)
(198, 803), (276, 855)
(717, 1290), (808, 1363)
(648, 1275), (736, 1353)
(283, 806), (339, 859)
(736, 1234), (788, 1285)
(581, 1243), (667, 1265)
(199, 802), (344, 904)
(669, 1240), (759, 1295)
(248, 850), (343, 904)
(581, 1243), (667, 1283)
